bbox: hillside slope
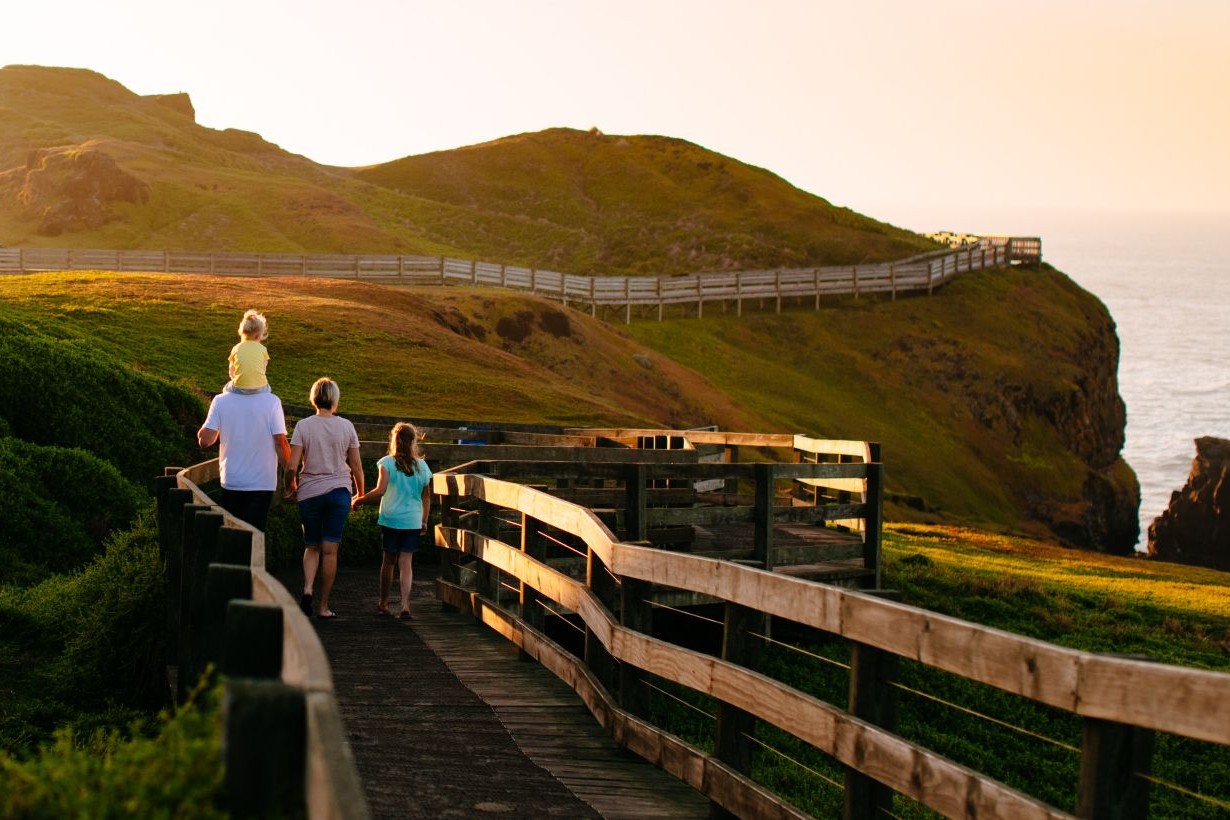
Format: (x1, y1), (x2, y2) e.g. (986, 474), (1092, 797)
(629, 265), (1140, 551)
(0, 267), (1137, 551)
(0, 65), (933, 275)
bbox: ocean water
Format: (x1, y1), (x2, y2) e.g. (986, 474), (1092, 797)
(1037, 211), (1230, 550)
(886, 206), (1230, 551)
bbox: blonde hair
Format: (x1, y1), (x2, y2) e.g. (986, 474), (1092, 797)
(238, 309), (268, 341)
(310, 377), (339, 411)
(389, 422), (423, 476)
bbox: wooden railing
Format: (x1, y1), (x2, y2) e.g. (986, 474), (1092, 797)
(429, 456), (1230, 819)
(155, 462), (369, 820)
(0, 237), (1041, 323)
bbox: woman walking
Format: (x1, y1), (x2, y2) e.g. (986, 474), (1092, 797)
(352, 422), (432, 619)
(285, 377), (364, 619)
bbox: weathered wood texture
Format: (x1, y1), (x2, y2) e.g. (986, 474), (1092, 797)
(167, 462), (367, 819)
(432, 467), (1230, 819)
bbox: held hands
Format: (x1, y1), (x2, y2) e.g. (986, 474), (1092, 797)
(351, 494), (364, 511)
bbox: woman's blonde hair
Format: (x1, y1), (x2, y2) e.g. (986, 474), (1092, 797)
(310, 377), (339, 411)
(389, 422), (423, 476)
(238, 309), (268, 341)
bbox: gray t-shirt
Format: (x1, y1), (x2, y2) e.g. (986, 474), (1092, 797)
(290, 414), (360, 501)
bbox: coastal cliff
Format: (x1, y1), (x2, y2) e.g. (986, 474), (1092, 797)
(1147, 437), (1230, 569)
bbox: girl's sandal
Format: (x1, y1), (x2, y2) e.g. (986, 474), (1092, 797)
(399, 610), (414, 621)
(376, 603), (390, 616)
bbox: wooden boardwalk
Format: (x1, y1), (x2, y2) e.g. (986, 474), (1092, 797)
(284, 563), (709, 819)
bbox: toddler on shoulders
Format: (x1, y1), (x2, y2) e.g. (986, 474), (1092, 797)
(223, 309), (271, 394)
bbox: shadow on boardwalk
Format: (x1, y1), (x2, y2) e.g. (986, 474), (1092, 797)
(282, 563), (708, 819)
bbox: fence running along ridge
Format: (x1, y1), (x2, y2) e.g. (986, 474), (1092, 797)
(156, 462), (369, 820)
(0, 236), (1041, 322)
(428, 432), (1230, 820)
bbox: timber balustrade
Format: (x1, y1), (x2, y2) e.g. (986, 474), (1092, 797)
(430, 455), (1230, 819)
(155, 461), (369, 820)
(0, 237), (1041, 322)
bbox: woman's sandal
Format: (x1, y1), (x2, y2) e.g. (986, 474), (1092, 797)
(399, 610), (414, 621)
(317, 610), (338, 620)
(376, 603), (390, 616)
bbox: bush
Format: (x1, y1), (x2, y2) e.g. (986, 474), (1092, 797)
(0, 684), (223, 819)
(0, 317), (203, 483)
(0, 508), (168, 749)
(0, 438), (143, 586)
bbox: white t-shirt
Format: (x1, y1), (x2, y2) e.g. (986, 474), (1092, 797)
(202, 391), (287, 491)
(290, 414), (361, 502)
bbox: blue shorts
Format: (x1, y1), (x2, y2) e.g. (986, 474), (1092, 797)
(381, 526), (422, 554)
(299, 487), (352, 546)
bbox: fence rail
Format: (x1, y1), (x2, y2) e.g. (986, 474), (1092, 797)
(156, 463), (369, 820)
(430, 442), (1228, 819)
(0, 237), (1041, 322)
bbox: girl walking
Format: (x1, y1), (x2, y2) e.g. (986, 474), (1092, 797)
(352, 422), (432, 619)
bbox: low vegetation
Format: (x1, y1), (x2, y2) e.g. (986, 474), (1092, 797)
(649, 524), (1230, 817)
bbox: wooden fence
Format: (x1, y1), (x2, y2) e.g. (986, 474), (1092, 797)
(155, 463), (369, 820)
(429, 444), (1230, 819)
(0, 237), (1041, 322)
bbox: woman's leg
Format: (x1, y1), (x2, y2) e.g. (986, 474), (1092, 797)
(398, 552), (415, 614)
(303, 546), (320, 593)
(318, 540), (339, 615)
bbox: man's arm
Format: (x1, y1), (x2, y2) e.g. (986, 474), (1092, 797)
(197, 426), (219, 449)
(273, 433), (291, 468)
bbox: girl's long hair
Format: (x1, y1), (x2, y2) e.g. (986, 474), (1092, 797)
(389, 422), (422, 476)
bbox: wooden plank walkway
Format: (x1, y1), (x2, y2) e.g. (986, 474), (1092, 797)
(284, 563), (709, 819)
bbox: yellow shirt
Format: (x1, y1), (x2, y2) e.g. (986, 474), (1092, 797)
(229, 340), (269, 388)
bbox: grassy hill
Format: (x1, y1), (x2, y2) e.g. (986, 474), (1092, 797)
(0, 264), (1136, 549)
(0, 65), (934, 275)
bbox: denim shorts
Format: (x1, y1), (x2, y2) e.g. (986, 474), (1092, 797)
(298, 487), (352, 546)
(381, 526), (422, 554)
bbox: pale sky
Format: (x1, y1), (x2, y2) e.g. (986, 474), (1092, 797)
(5, 0), (1227, 234)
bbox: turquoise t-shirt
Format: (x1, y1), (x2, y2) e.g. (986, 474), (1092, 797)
(376, 454), (432, 530)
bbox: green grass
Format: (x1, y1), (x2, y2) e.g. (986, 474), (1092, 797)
(645, 524), (1230, 817)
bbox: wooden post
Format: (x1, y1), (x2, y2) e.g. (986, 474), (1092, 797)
(590, 278), (596, 317)
(520, 515), (547, 637)
(500, 263), (507, 287)
(889, 264), (897, 300)
(177, 504), (215, 701)
(736, 273), (743, 317)
(222, 679), (306, 818)
(814, 268), (820, 310)
(842, 593), (901, 820)
(657, 277), (663, 321)
(439, 489), (462, 609)
(585, 547), (618, 694)
(713, 601), (767, 819)
(623, 464), (648, 542)
(863, 447), (883, 590)
(852, 265), (859, 299)
(158, 484), (194, 663)
(928, 259), (935, 296)
(618, 577), (653, 718)
(775, 268), (782, 314)
(398, 255), (405, 277)
(753, 464), (775, 571)
(203, 563), (253, 672)
(217, 527), (254, 567)
(475, 502), (497, 617)
(470, 259), (478, 283)
(1077, 717), (1154, 819)
(224, 600), (283, 679)
(697, 278), (704, 319)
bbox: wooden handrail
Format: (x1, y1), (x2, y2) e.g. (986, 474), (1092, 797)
(431, 468), (1230, 818)
(169, 459), (368, 819)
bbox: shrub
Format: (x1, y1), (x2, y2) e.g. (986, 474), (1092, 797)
(0, 508), (168, 749)
(0, 438), (143, 586)
(0, 684), (223, 819)
(0, 317), (203, 483)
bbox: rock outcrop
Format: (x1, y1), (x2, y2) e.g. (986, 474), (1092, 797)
(1148, 437), (1230, 570)
(16, 144), (149, 235)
